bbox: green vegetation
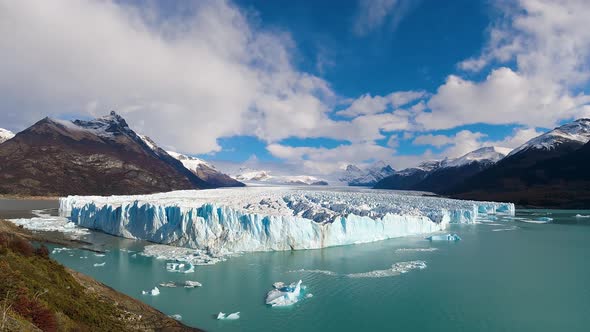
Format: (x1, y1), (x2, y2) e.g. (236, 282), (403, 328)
(0, 225), (199, 332)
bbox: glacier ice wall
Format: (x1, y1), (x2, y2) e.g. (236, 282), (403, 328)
(59, 187), (514, 253)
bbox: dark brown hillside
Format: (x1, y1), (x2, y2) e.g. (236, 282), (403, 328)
(0, 112), (207, 196)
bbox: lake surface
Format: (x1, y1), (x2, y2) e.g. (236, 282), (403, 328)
(41, 208), (590, 332)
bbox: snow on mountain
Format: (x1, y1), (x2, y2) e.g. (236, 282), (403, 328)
(508, 118), (590, 157)
(234, 169), (328, 185)
(339, 161), (395, 186)
(396, 160), (444, 176)
(0, 128), (14, 143)
(443, 146), (512, 168)
(166, 150), (212, 170)
(235, 169), (273, 182)
(60, 187), (514, 254)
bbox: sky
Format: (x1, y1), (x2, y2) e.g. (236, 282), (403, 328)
(1, 0), (590, 176)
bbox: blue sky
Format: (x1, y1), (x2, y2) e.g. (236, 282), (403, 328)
(2, 0), (590, 175)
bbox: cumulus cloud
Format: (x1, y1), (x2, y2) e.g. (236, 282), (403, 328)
(418, 0), (590, 131)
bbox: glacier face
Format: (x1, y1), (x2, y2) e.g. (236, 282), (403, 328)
(59, 187), (514, 253)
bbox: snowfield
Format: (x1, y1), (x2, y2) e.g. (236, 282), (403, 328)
(59, 187), (514, 253)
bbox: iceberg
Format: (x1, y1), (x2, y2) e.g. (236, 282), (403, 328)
(93, 262), (106, 267)
(165, 262), (195, 274)
(158, 280), (202, 288)
(142, 287), (160, 296)
(426, 233), (461, 241)
(169, 314), (182, 321)
(59, 187), (513, 255)
(575, 214), (590, 218)
(265, 280), (306, 307)
(10, 210), (89, 237)
(217, 312), (240, 320)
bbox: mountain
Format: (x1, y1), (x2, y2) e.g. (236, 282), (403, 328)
(373, 160), (443, 190)
(450, 119), (590, 207)
(339, 161), (395, 186)
(374, 146), (511, 192)
(233, 168), (329, 185)
(0, 111), (213, 196)
(411, 147), (511, 193)
(166, 150), (244, 188)
(0, 128), (14, 144)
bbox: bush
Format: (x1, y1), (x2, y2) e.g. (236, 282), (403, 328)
(8, 237), (34, 257)
(35, 245), (50, 258)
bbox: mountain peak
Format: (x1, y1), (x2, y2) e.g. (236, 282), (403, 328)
(0, 128), (15, 144)
(509, 118), (590, 156)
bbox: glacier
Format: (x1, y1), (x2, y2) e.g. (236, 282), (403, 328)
(59, 187), (514, 254)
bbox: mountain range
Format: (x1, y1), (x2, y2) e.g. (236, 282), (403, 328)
(339, 161), (395, 186)
(0, 112), (242, 196)
(233, 168), (329, 186)
(375, 118), (590, 207)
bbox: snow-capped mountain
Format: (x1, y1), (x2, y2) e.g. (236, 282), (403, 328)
(450, 118), (590, 207)
(0, 111), (217, 196)
(339, 161), (395, 186)
(374, 146), (511, 192)
(0, 128), (14, 144)
(443, 146), (512, 168)
(508, 118), (590, 157)
(166, 150), (244, 188)
(233, 168), (328, 186)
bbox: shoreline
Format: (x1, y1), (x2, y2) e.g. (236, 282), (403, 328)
(0, 218), (204, 332)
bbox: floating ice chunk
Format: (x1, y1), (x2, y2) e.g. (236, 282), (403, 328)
(93, 262), (106, 267)
(10, 211), (89, 237)
(521, 217), (552, 224)
(131, 254), (137, 258)
(575, 214), (590, 218)
(305, 293), (313, 298)
(287, 269), (337, 276)
(396, 248), (438, 253)
(492, 226), (518, 232)
(225, 312), (240, 320)
(426, 233), (461, 241)
(169, 314), (182, 321)
(536, 217), (553, 222)
(94, 253), (105, 257)
(184, 280), (202, 288)
(346, 261), (427, 278)
(166, 262), (195, 274)
(159, 282), (177, 288)
(52, 247), (71, 254)
(142, 287), (160, 296)
(143, 244), (226, 266)
(266, 280), (305, 307)
(217, 312), (240, 320)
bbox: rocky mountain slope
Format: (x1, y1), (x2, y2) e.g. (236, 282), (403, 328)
(166, 150), (244, 188)
(339, 161), (395, 186)
(0, 112), (214, 196)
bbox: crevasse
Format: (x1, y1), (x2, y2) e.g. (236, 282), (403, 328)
(59, 188), (514, 253)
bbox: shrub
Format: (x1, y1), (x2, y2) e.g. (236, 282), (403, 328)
(8, 238), (34, 257)
(35, 245), (50, 258)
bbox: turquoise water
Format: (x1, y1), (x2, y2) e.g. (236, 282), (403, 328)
(48, 209), (590, 331)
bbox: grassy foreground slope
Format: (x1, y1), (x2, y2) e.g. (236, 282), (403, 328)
(0, 220), (201, 332)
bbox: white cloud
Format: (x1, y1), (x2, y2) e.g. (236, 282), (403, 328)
(419, 0), (590, 131)
(338, 90), (425, 117)
(353, 0), (419, 36)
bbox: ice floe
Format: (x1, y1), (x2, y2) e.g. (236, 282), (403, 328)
(395, 248), (438, 253)
(217, 312), (240, 320)
(10, 210), (89, 237)
(165, 262), (195, 274)
(426, 234), (461, 241)
(93, 262), (106, 267)
(346, 261), (427, 278)
(142, 287), (160, 296)
(59, 187), (514, 255)
(492, 226), (519, 232)
(143, 244), (226, 266)
(158, 281), (202, 288)
(51, 247), (71, 254)
(575, 214), (590, 218)
(266, 280), (307, 307)
(169, 314), (182, 321)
